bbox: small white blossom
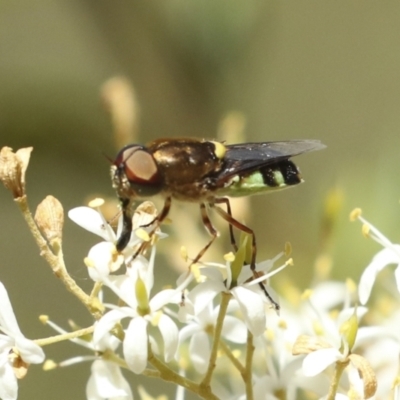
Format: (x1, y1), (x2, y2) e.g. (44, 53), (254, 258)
(178, 302), (247, 373)
(0, 282), (45, 400)
(355, 213), (400, 305)
(86, 359), (133, 400)
(93, 255), (193, 374)
(68, 201), (166, 262)
(188, 253), (288, 337)
(45, 317), (132, 400)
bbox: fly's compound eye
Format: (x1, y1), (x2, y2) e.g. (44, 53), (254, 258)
(115, 145), (163, 197)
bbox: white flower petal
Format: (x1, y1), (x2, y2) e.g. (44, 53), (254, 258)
(68, 207), (115, 241)
(123, 317), (148, 374)
(0, 363), (18, 400)
(189, 331), (210, 374)
(150, 289), (178, 311)
(395, 265), (400, 294)
(105, 275), (137, 310)
(302, 348), (342, 376)
(158, 314), (178, 362)
(221, 315), (247, 343)
(14, 336), (45, 364)
(85, 376), (101, 400)
(0, 283), (21, 336)
(311, 282), (346, 311)
(231, 286), (266, 337)
(87, 243), (123, 281)
(188, 281), (225, 316)
(200, 267), (225, 281)
(359, 247), (400, 304)
(93, 309), (129, 345)
(0, 336), (13, 353)
(86, 360), (133, 400)
(179, 324), (200, 344)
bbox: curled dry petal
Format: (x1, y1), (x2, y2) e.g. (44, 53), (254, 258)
(0, 147), (33, 198)
(35, 196), (64, 245)
(348, 353), (377, 399)
(292, 334), (333, 355)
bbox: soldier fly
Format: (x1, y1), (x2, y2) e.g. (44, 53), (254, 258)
(111, 138), (325, 308)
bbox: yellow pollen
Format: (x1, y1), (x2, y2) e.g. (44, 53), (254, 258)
(362, 224), (370, 237)
(265, 328), (274, 341)
(312, 320), (325, 336)
(301, 289), (313, 300)
(43, 360), (58, 371)
(284, 242), (292, 256)
(191, 264), (202, 281)
(346, 278), (357, 294)
(180, 246), (188, 261)
(135, 228), (150, 241)
(84, 257), (95, 268)
(278, 319), (287, 330)
(224, 252), (235, 262)
(349, 208), (362, 221)
(88, 198), (105, 208)
(39, 315), (49, 324)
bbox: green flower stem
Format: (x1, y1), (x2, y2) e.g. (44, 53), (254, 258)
(243, 330), (254, 400)
(200, 291), (231, 389)
(16, 196), (102, 319)
(218, 340), (245, 374)
(327, 360), (349, 400)
(148, 346), (219, 400)
(35, 325), (94, 347)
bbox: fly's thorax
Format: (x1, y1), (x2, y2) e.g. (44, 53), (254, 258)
(150, 139), (225, 186)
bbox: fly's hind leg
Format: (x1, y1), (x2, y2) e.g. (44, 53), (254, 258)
(213, 197), (238, 252)
(211, 201), (280, 311)
(211, 201), (257, 270)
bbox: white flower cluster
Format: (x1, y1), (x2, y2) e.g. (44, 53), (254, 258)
(2, 201), (400, 400)
(0, 283), (45, 400)
(66, 203), (294, 399)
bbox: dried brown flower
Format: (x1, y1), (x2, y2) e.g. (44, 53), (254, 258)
(0, 147), (33, 198)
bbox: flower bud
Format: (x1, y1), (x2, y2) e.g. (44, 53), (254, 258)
(35, 196), (64, 247)
(135, 276), (150, 315)
(339, 312), (358, 350)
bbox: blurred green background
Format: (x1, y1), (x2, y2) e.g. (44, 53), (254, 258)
(1, 1), (400, 399)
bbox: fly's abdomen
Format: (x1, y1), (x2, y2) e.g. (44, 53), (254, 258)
(222, 160), (303, 197)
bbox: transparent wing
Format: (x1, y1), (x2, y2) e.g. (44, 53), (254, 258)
(214, 140), (325, 181)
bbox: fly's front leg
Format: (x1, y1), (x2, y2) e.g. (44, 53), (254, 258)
(131, 196), (172, 258)
(116, 197), (172, 256)
(116, 197), (133, 252)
